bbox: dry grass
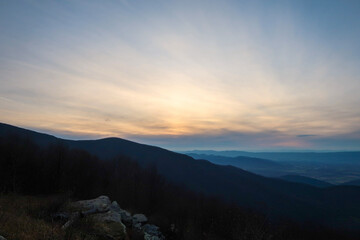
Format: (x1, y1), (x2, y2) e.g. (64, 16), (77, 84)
(0, 194), (129, 240)
(0, 194), (65, 240)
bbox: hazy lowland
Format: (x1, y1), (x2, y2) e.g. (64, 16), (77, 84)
(184, 151), (360, 184)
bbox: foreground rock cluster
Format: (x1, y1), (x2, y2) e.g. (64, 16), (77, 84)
(56, 195), (165, 240)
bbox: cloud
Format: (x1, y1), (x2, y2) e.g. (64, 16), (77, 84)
(0, 0), (360, 150)
(297, 135), (317, 138)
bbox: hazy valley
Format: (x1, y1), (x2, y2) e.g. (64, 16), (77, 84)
(184, 151), (360, 184)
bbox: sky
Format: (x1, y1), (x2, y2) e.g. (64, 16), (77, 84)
(1, 0), (360, 151)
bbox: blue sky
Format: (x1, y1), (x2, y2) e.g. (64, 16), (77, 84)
(1, 0), (360, 150)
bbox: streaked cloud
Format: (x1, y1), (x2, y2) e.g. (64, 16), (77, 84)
(297, 135), (317, 138)
(0, 0), (360, 150)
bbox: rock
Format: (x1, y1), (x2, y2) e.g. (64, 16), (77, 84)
(143, 224), (165, 239)
(71, 195), (111, 211)
(0, 236), (7, 240)
(142, 224), (160, 235)
(91, 221), (127, 240)
(131, 214), (165, 239)
(144, 233), (163, 240)
(133, 222), (142, 231)
(63, 196), (126, 240)
(133, 213), (148, 224)
(110, 201), (132, 226)
(58, 196), (164, 240)
(120, 209), (133, 226)
(111, 201), (121, 211)
(93, 210), (122, 223)
(90, 209), (127, 240)
(132, 213), (148, 231)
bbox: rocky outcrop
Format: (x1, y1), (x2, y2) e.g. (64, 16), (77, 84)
(61, 196), (126, 239)
(131, 215), (164, 239)
(72, 195), (111, 210)
(143, 224), (164, 240)
(133, 213), (148, 223)
(132, 213), (148, 230)
(57, 195), (164, 240)
(111, 201), (133, 226)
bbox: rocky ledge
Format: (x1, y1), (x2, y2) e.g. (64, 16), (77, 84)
(54, 195), (165, 240)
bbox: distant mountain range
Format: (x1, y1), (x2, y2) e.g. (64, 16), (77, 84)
(184, 150), (360, 165)
(1, 122), (360, 230)
(187, 152), (334, 187)
(184, 150), (360, 184)
(186, 153), (335, 188)
(186, 153), (282, 169)
(185, 152), (290, 177)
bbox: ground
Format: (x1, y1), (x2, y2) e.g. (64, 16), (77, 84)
(0, 194), (129, 240)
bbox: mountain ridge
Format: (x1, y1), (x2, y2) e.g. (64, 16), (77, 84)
(184, 150), (360, 165)
(1, 122), (360, 230)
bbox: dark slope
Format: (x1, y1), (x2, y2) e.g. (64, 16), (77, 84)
(69, 137), (192, 166)
(279, 175), (333, 188)
(0, 123), (59, 146)
(342, 179), (360, 186)
(1, 122), (360, 229)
